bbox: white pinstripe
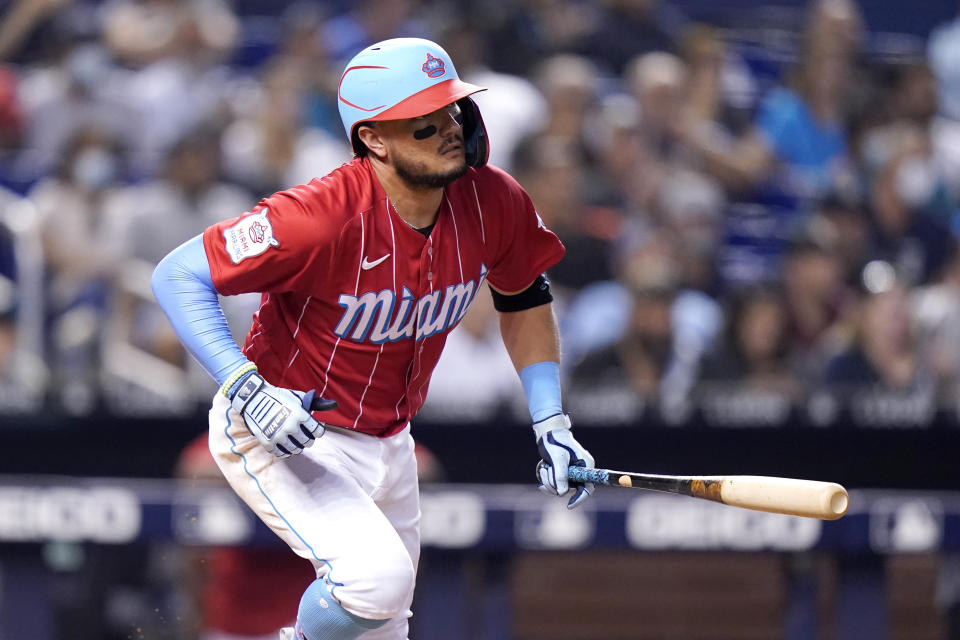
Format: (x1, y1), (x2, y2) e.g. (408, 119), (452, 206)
(395, 357), (414, 421)
(445, 194), (464, 283)
(471, 180), (486, 245)
(242, 331), (261, 355)
(242, 293), (269, 356)
(353, 212), (366, 293)
(353, 200), (395, 427)
(409, 196), (464, 405)
(283, 296), (313, 375)
(387, 199), (397, 293)
(291, 297), (312, 339)
(383, 199), (409, 422)
(321, 212), (366, 396)
(353, 347), (382, 430)
(319, 336), (342, 398)
(411, 193), (446, 407)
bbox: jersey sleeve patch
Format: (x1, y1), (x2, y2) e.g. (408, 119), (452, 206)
(223, 208), (280, 264)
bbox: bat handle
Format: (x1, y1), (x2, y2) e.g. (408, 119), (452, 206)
(568, 466), (609, 485)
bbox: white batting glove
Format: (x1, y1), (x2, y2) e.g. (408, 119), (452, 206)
(226, 370), (336, 458)
(533, 414), (595, 509)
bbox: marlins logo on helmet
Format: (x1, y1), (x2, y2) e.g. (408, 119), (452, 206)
(421, 53), (445, 78)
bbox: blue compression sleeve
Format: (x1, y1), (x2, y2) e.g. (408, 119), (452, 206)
(151, 234), (250, 385)
(519, 361), (563, 422)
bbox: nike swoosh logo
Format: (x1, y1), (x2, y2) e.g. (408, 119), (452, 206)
(361, 254), (390, 270)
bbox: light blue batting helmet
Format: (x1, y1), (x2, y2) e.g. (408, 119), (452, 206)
(338, 38), (489, 167)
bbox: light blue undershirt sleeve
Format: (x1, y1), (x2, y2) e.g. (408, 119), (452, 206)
(519, 361), (563, 423)
(151, 234), (250, 386)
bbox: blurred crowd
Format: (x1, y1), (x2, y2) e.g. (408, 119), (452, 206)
(1, 0), (960, 426)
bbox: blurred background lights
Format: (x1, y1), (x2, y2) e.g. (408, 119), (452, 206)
(862, 259), (897, 294)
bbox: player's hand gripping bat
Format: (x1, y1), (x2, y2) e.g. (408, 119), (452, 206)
(566, 466), (849, 520)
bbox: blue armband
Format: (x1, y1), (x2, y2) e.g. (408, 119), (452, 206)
(519, 361), (563, 423)
(151, 234), (250, 385)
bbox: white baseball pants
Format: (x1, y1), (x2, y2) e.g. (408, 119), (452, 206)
(208, 392), (421, 640)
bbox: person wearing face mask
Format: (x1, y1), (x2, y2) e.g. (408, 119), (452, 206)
(27, 127), (126, 404)
(863, 122), (956, 286)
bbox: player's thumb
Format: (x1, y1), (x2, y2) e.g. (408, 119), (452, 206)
(299, 389), (338, 412)
(567, 482), (594, 509)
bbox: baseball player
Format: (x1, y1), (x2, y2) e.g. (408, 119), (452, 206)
(152, 38), (595, 640)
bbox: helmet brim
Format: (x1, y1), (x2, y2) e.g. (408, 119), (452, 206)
(368, 78), (486, 123)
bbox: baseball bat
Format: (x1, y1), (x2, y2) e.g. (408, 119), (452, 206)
(567, 466), (849, 520)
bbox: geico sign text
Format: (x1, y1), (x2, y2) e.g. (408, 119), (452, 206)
(0, 486), (141, 543)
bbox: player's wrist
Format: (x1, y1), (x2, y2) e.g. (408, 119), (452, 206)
(519, 361), (563, 423)
(532, 413), (570, 440)
(220, 362), (259, 399)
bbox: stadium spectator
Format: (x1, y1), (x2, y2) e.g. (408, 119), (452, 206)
(27, 127), (126, 405)
(810, 194), (872, 287)
(626, 51), (688, 160)
(529, 53), (601, 156)
(822, 268), (936, 422)
(0, 189), (45, 409)
(911, 240), (960, 403)
(698, 286), (802, 399)
(100, 126), (255, 406)
(676, 0), (862, 203)
(676, 23), (755, 139)
(105, 126), (251, 266)
(655, 168), (725, 294)
(666, 24), (761, 193)
(16, 42), (136, 180)
(863, 121), (955, 286)
(621, 50), (730, 292)
(100, 0), (239, 69)
(884, 62), (960, 224)
(781, 227), (855, 383)
(751, 0), (861, 201)
(623, 51), (698, 211)
(566, 228), (718, 419)
(104, 0), (240, 173)
(269, 4), (345, 138)
(511, 133), (616, 293)
(221, 58), (350, 196)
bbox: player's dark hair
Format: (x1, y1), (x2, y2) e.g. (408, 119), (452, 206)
(351, 122), (375, 158)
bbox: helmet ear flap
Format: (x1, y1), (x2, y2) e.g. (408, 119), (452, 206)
(457, 97), (488, 168)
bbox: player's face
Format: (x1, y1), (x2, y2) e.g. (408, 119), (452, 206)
(381, 103), (468, 188)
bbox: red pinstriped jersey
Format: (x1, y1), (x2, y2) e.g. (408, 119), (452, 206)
(203, 158), (564, 437)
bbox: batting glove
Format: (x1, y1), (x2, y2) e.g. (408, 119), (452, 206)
(226, 369), (337, 458)
(533, 414), (595, 509)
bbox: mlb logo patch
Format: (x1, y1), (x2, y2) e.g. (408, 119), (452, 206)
(223, 208), (279, 264)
